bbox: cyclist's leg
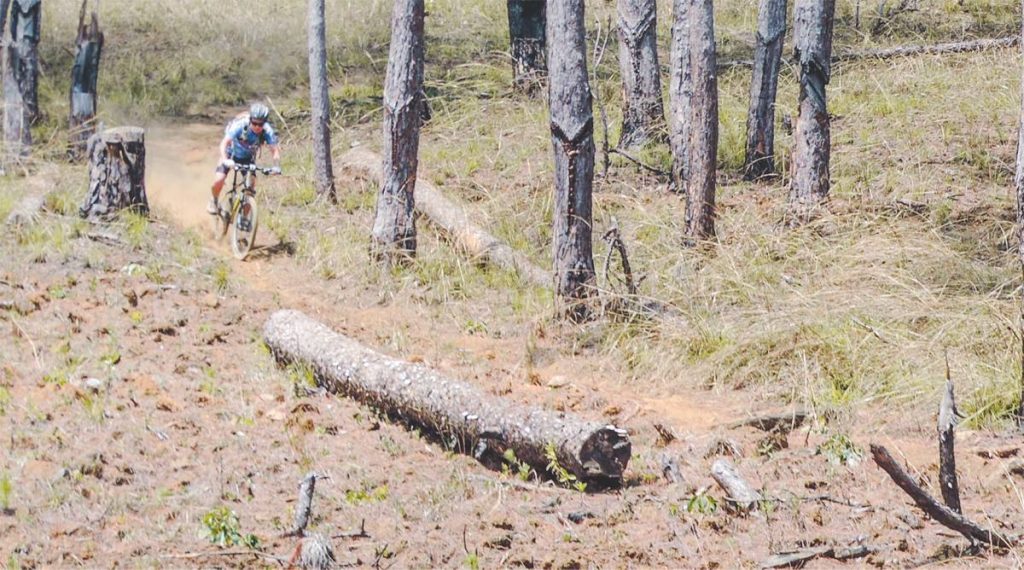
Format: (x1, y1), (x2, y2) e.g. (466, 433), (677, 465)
(210, 162), (230, 214)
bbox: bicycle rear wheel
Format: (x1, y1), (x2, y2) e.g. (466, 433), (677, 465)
(230, 193), (258, 260)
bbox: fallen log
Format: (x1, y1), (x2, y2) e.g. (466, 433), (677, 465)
(870, 444), (1015, 548)
(720, 36), (1019, 69)
(341, 147), (551, 289)
(725, 409), (809, 433)
(263, 310), (631, 483)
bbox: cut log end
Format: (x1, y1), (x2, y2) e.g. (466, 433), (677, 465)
(580, 426), (631, 481)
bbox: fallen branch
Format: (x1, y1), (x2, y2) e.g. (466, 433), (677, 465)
(340, 148), (551, 289)
(609, 148), (669, 177)
(264, 310), (631, 483)
(332, 519), (371, 540)
(726, 410), (809, 433)
(759, 544), (873, 569)
(283, 472), (323, 538)
(870, 444), (1015, 547)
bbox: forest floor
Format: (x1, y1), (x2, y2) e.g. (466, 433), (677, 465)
(1, 119), (1024, 569)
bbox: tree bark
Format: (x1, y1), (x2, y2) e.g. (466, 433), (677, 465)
(616, 0), (665, 150)
(937, 378), (961, 514)
(870, 444), (1014, 547)
(668, 0), (692, 193)
(2, 43), (28, 162)
(743, 0), (787, 180)
(10, 0), (39, 123)
(370, 0), (424, 265)
(1016, 0), (1024, 433)
(69, 0), (102, 160)
(787, 0), (836, 224)
(263, 310), (632, 483)
(547, 0), (598, 321)
(507, 0), (546, 93)
(342, 147), (552, 289)
(79, 127), (148, 220)
(684, 0), (718, 243)
(308, 0), (336, 202)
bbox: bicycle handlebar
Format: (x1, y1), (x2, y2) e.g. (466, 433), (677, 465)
(232, 163), (281, 176)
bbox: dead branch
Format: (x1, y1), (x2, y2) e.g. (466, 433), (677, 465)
(870, 444), (1015, 547)
(332, 519), (371, 540)
(660, 453), (683, 484)
(608, 148), (669, 177)
(601, 225), (637, 296)
(710, 459), (760, 512)
(284, 472), (321, 538)
(760, 544), (874, 569)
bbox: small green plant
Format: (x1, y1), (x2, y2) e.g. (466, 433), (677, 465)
(685, 488), (718, 515)
(211, 261), (231, 293)
(122, 211), (150, 249)
(344, 484), (389, 505)
(0, 386), (11, 416)
(544, 442), (586, 493)
(817, 433), (864, 467)
(501, 449), (534, 482)
(0, 471), (13, 512)
(202, 506), (259, 548)
(464, 552), (480, 570)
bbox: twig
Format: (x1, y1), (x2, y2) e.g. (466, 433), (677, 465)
(331, 519), (370, 540)
(601, 224), (637, 296)
(851, 316), (891, 344)
(163, 550), (288, 564)
(609, 148), (669, 177)
(10, 317), (41, 370)
(870, 444), (1015, 547)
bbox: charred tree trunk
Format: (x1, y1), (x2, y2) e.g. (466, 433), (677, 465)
(507, 0), (546, 92)
(547, 0), (597, 321)
(79, 127), (148, 220)
(743, 0), (787, 180)
(342, 147), (552, 289)
(616, 0), (665, 150)
(69, 1), (102, 160)
(668, 0), (692, 193)
(370, 0), (424, 264)
(937, 378), (961, 514)
(10, 0), (39, 123)
(1016, 0), (1024, 433)
(308, 0), (336, 202)
(787, 0), (836, 223)
(684, 0), (718, 243)
(264, 310), (632, 483)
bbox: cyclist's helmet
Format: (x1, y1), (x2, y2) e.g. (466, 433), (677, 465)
(249, 103), (270, 122)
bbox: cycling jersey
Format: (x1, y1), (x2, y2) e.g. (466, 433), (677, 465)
(224, 117), (279, 162)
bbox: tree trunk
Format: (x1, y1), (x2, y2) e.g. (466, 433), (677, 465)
(743, 0), (787, 180)
(69, 0), (102, 161)
(341, 147), (552, 289)
(684, 0), (718, 243)
(10, 0), (39, 123)
(787, 0), (836, 223)
(547, 0), (597, 321)
(668, 0), (692, 193)
(507, 0), (546, 93)
(1016, 0), (1024, 432)
(2, 43), (28, 162)
(616, 0), (665, 150)
(263, 310), (632, 483)
(79, 126), (148, 220)
(370, 0), (424, 265)
(308, 0), (336, 202)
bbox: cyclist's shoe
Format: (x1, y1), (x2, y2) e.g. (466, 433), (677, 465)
(237, 217), (252, 232)
(207, 198), (219, 215)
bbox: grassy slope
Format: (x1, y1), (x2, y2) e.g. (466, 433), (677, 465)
(29, 0), (1024, 433)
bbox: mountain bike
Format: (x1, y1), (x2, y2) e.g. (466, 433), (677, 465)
(212, 162), (280, 260)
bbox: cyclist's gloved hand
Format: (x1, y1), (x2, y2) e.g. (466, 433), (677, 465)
(222, 158), (235, 168)
(268, 166), (282, 175)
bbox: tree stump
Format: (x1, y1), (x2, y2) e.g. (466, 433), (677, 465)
(69, 1), (103, 160)
(507, 0), (547, 93)
(79, 127), (148, 220)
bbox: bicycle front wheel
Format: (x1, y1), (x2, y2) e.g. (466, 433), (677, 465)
(230, 194), (258, 260)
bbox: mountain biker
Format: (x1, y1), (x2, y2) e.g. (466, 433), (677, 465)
(208, 103), (282, 215)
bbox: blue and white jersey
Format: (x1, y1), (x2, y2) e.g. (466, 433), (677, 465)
(224, 118), (279, 162)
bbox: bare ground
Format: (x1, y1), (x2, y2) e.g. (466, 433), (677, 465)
(2, 128), (1024, 569)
